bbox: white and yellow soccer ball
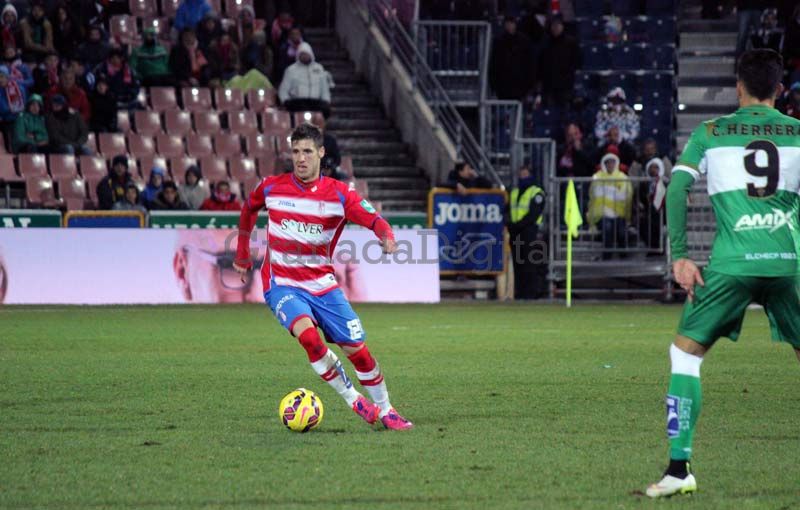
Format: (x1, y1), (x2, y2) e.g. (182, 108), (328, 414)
(278, 388), (324, 432)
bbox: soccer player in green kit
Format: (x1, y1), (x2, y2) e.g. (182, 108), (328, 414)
(646, 49), (800, 498)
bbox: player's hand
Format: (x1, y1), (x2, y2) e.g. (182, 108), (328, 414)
(233, 261), (250, 283)
(381, 237), (397, 254)
(673, 258), (704, 303)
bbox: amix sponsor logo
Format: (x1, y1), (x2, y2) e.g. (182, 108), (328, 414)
(434, 203), (503, 225)
(734, 209), (795, 234)
(280, 219), (324, 235)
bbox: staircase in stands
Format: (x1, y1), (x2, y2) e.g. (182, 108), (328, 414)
(303, 28), (429, 212)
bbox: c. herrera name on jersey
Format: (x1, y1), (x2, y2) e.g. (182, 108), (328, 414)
(734, 209), (796, 233)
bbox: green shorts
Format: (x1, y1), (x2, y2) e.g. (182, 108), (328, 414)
(677, 270), (800, 348)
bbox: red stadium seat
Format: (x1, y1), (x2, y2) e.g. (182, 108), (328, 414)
(260, 108), (291, 134)
(156, 134), (185, 157)
(98, 133), (127, 158)
(207, 0), (222, 13)
(181, 87), (212, 112)
(0, 136), (8, 154)
(354, 179), (369, 198)
(48, 155), (78, 179)
(149, 86), (177, 111)
(340, 156), (354, 178)
(246, 88), (278, 112)
(79, 156), (107, 180)
(129, 0), (158, 17)
(18, 154), (48, 178)
(224, 0), (253, 16)
(170, 157), (198, 177)
(214, 87), (245, 112)
(0, 154), (20, 182)
(117, 111), (131, 133)
(242, 175), (262, 195)
(229, 157), (257, 181)
(245, 134), (276, 158)
(141, 17), (170, 40)
(293, 111), (315, 127)
(199, 156), (229, 182)
(127, 133), (157, 157)
(276, 133), (292, 154)
(186, 134), (214, 157)
(134, 110), (163, 136)
(213, 133), (241, 157)
(257, 156), (277, 176)
(86, 132), (97, 153)
(228, 110), (258, 136)
(228, 180), (242, 201)
(25, 176), (58, 206)
(160, 0), (181, 17)
(193, 111), (221, 135)
(139, 156), (169, 179)
(58, 177), (87, 208)
(164, 111), (192, 136)
(109, 15), (138, 46)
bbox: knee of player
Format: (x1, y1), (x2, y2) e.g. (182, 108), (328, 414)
(291, 317), (317, 337)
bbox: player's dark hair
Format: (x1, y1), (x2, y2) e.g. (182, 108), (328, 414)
(291, 123), (324, 149)
(737, 49), (784, 101)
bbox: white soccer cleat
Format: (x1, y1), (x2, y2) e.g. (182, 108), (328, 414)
(646, 473), (697, 498)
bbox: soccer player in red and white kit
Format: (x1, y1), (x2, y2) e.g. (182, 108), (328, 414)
(233, 123), (413, 430)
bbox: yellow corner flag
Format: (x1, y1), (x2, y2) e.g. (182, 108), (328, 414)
(564, 180), (583, 307)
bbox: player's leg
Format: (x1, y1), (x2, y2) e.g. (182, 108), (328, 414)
(315, 289), (413, 430)
(759, 275), (800, 362)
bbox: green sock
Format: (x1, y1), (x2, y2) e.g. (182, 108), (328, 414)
(666, 373), (702, 461)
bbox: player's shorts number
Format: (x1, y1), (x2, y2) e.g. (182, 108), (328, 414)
(346, 319), (363, 341)
(744, 140), (779, 198)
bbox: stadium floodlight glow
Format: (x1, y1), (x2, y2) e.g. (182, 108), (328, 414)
(678, 103), (686, 111)
(304, 112), (312, 121)
(634, 103), (643, 111)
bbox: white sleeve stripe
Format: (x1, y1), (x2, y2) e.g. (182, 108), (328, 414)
(672, 165), (699, 180)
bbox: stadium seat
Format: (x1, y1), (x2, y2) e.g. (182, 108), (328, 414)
(228, 179), (242, 200)
(134, 110), (163, 136)
(25, 176), (58, 206)
(164, 111), (193, 136)
(646, 0), (677, 15)
(224, 0), (253, 16)
(276, 133), (292, 154)
(57, 177), (87, 202)
(187, 135), (214, 157)
(574, 0), (604, 16)
(181, 87), (212, 112)
(109, 15), (138, 46)
(214, 88), (245, 112)
(353, 179), (369, 198)
(129, 0), (158, 17)
(149, 86), (177, 111)
(340, 156), (353, 178)
(160, 0), (180, 17)
(207, 0), (222, 13)
(79, 156), (107, 180)
(256, 156), (276, 176)
(49, 155), (78, 179)
(170, 157), (198, 177)
(139, 156), (168, 178)
(245, 134), (276, 157)
(293, 111), (315, 127)
(0, 136), (8, 153)
(610, 0), (640, 15)
(213, 133), (241, 157)
(650, 45), (675, 70)
(229, 157), (257, 181)
(156, 134), (185, 157)
(193, 111), (221, 135)
(141, 16), (170, 40)
(260, 109), (291, 135)
(18, 154), (48, 178)
(117, 111), (131, 133)
(650, 17), (677, 44)
(580, 44), (611, 70)
(611, 44), (643, 70)
(246, 88), (277, 111)
(86, 132), (97, 153)
(228, 111), (259, 136)
(128, 133), (157, 157)
(0, 154), (21, 182)
(577, 18), (602, 42)
(199, 156), (229, 182)
(242, 175), (261, 195)
(98, 133), (127, 157)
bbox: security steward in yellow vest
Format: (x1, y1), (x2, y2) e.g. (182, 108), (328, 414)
(508, 166), (546, 299)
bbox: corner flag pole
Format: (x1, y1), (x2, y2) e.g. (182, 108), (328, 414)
(564, 179), (583, 308)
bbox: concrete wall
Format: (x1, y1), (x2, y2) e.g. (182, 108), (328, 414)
(335, 0), (457, 186)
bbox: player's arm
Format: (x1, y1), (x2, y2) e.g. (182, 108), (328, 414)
(342, 186), (396, 254)
(234, 178), (270, 274)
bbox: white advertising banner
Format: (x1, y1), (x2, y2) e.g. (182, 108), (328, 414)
(0, 229), (440, 304)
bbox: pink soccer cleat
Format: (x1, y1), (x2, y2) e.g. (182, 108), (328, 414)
(381, 408), (413, 430)
(352, 395), (380, 425)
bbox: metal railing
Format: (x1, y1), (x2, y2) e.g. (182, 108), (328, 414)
(412, 20), (491, 106)
(358, 0), (503, 188)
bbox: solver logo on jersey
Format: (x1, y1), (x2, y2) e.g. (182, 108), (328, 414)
(733, 209), (796, 234)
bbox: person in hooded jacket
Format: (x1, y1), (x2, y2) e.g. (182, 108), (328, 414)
(75, 25), (110, 72)
(88, 74), (117, 132)
(45, 94), (91, 155)
(94, 48), (140, 109)
(141, 166), (165, 209)
(97, 155), (133, 209)
(587, 152), (633, 260)
(236, 5), (271, 77)
(178, 165), (208, 210)
(169, 28), (210, 87)
(1, 4), (22, 52)
(130, 27), (172, 87)
(637, 157), (668, 253)
(173, 0), (212, 33)
(12, 93), (47, 153)
(195, 11), (222, 53)
(113, 183), (147, 215)
(278, 41), (332, 117)
(200, 180), (241, 211)
(49, 69), (90, 124)
(151, 180), (190, 210)
(19, 1), (53, 63)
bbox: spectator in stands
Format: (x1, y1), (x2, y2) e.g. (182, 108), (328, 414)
(750, 8), (783, 53)
(311, 112), (341, 173)
(276, 26), (303, 83)
(67, 58), (94, 92)
(1, 4), (22, 52)
(196, 11), (222, 53)
(54, 70), (90, 124)
(141, 166), (166, 209)
(88, 74), (117, 132)
(178, 165), (208, 210)
(778, 81), (800, 120)
(45, 94), (91, 155)
(587, 152), (632, 260)
(75, 25), (110, 72)
(489, 16), (535, 101)
(130, 27), (173, 87)
(537, 15), (580, 108)
(200, 180), (242, 211)
(270, 11), (294, 48)
(595, 126), (636, 170)
(51, 3), (79, 61)
(629, 137), (672, 179)
(152, 180), (190, 210)
(112, 183), (148, 214)
(3, 46), (33, 89)
(637, 157), (667, 254)
(169, 28), (211, 87)
(208, 32), (241, 84)
(594, 87), (639, 144)
(96, 49), (140, 109)
(784, 5), (800, 82)
(508, 164), (547, 300)
(444, 161), (494, 195)
(19, 2), (53, 63)
(0, 66), (26, 130)
(173, 0), (213, 33)
(32, 51), (59, 96)
(237, 6), (272, 78)
(97, 155), (133, 210)
(736, 0), (763, 58)
(74, 0), (107, 30)
(557, 123), (593, 179)
(278, 42), (332, 118)
(12, 93), (47, 153)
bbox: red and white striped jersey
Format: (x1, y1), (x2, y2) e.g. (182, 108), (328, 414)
(236, 173), (393, 296)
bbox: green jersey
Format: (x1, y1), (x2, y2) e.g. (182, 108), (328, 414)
(675, 105), (800, 276)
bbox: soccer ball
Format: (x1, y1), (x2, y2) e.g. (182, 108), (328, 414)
(278, 388), (324, 432)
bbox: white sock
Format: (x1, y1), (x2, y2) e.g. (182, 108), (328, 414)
(670, 343), (703, 376)
(356, 364), (392, 417)
(310, 349), (360, 406)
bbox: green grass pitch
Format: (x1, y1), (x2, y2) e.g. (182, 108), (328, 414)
(1, 303), (799, 509)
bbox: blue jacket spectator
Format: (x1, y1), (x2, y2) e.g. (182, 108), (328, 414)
(141, 166), (166, 208)
(0, 65), (26, 123)
(173, 0), (213, 32)
(2, 47), (33, 89)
